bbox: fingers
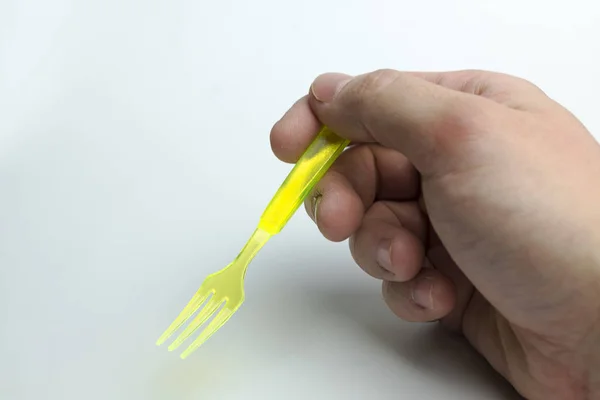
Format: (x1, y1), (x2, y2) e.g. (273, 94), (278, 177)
(303, 169), (364, 242)
(349, 201), (426, 282)
(271, 69), (548, 169)
(382, 268), (456, 322)
(426, 228), (475, 332)
(303, 144), (419, 242)
(348, 199), (456, 322)
(270, 95), (321, 163)
(308, 69), (504, 175)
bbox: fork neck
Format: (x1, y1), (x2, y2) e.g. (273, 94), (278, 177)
(232, 228), (272, 271)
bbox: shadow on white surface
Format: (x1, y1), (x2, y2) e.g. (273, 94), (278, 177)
(306, 286), (523, 398)
(147, 279), (523, 400)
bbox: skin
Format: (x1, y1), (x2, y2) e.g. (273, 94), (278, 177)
(269, 69), (600, 399)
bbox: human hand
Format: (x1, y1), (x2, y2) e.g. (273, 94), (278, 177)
(270, 69), (600, 399)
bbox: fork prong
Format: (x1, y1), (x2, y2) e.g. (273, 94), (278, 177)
(167, 298), (223, 351)
(156, 290), (212, 346)
(179, 307), (234, 359)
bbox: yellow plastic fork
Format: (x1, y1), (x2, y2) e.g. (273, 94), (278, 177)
(156, 126), (350, 359)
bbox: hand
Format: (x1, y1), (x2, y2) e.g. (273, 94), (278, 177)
(270, 69), (600, 399)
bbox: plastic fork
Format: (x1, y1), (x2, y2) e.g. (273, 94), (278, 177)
(156, 126), (350, 359)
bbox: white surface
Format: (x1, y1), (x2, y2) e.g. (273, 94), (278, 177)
(0, 1), (598, 399)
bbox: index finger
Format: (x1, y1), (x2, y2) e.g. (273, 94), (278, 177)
(308, 69), (503, 176)
(270, 95), (321, 163)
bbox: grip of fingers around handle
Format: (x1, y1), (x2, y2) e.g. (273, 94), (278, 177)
(258, 126), (350, 235)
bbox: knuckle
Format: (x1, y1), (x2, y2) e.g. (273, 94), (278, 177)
(439, 101), (476, 132)
(482, 70), (548, 97)
(364, 68), (402, 88)
(359, 69), (402, 96)
(430, 99), (487, 148)
(344, 69), (402, 111)
(513, 76), (547, 96)
(491, 71), (543, 90)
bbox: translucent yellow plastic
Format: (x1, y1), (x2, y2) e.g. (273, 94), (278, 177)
(156, 126), (349, 358)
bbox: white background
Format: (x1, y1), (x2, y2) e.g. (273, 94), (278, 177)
(1, 1), (598, 399)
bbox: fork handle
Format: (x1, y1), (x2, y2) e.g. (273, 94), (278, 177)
(258, 126), (350, 235)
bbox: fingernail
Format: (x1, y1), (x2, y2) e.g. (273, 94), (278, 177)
(311, 193), (322, 224)
(376, 240), (393, 274)
(411, 276), (434, 309)
(310, 73), (351, 103)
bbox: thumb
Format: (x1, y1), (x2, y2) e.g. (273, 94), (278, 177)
(308, 69), (496, 176)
